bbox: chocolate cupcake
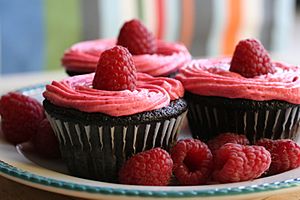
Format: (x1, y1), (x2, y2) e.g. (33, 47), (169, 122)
(44, 46), (187, 182)
(176, 39), (300, 143)
(62, 19), (191, 77)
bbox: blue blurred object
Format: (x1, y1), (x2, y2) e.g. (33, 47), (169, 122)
(0, 0), (44, 74)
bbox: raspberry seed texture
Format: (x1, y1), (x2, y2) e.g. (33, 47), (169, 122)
(170, 139), (213, 185)
(117, 19), (157, 55)
(256, 138), (300, 175)
(118, 148), (173, 186)
(212, 143), (271, 183)
(0, 92), (45, 144)
(230, 38), (275, 78)
(92, 46), (137, 91)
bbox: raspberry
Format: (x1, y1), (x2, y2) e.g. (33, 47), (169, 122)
(207, 133), (249, 154)
(92, 46), (137, 91)
(212, 143), (271, 183)
(33, 119), (60, 158)
(117, 19), (157, 55)
(170, 139), (213, 185)
(229, 38), (275, 78)
(0, 92), (45, 144)
(118, 148), (173, 186)
(256, 139), (300, 175)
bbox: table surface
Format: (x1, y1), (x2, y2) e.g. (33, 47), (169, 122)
(0, 70), (67, 95)
(1, 70), (300, 200)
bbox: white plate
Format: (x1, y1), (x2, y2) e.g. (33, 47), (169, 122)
(1, 84), (300, 200)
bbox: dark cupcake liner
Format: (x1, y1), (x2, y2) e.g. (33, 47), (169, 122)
(185, 92), (300, 143)
(45, 111), (187, 182)
(65, 70), (92, 76)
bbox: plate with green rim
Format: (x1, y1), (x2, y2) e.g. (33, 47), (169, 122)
(1, 84), (300, 200)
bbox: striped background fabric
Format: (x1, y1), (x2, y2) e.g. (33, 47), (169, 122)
(0, 0), (296, 74)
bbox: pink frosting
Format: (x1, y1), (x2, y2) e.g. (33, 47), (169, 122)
(61, 39), (191, 76)
(62, 39), (115, 72)
(43, 73), (184, 116)
(176, 58), (300, 104)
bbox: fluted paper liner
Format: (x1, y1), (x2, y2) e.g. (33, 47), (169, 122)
(187, 100), (300, 143)
(46, 111), (187, 182)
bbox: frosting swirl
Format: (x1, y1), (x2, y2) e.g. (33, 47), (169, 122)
(176, 58), (300, 104)
(62, 39), (115, 72)
(62, 39), (191, 76)
(43, 73), (184, 116)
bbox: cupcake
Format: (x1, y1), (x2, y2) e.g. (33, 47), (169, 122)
(62, 19), (191, 77)
(176, 38), (300, 143)
(44, 46), (187, 182)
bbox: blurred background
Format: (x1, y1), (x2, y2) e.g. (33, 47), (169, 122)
(0, 0), (299, 75)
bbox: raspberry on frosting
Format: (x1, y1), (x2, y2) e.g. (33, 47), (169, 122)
(92, 46), (137, 91)
(176, 58), (300, 104)
(117, 19), (157, 55)
(62, 39), (191, 76)
(61, 18), (192, 77)
(43, 72), (184, 117)
(230, 38), (275, 78)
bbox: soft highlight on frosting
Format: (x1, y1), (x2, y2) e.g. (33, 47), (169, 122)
(43, 73), (184, 116)
(62, 39), (115, 72)
(62, 39), (191, 76)
(176, 58), (300, 104)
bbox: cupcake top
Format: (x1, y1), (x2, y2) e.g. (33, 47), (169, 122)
(62, 39), (115, 73)
(176, 57), (300, 104)
(62, 39), (191, 76)
(62, 19), (191, 77)
(43, 72), (184, 116)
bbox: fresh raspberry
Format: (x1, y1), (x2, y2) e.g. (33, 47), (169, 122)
(0, 92), (45, 144)
(92, 46), (137, 91)
(117, 19), (157, 55)
(170, 139), (213, 185)
(118, 148), (173, 186)
(207, 133), (249, 154)
(212, 143), (271, 183)
(33, 119), (60, 158)
(229, 38), (275, 78)
(256, 139), (300, 175)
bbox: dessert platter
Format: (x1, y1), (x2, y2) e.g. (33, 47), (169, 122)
(2, 19), (300, 199)
(1, 84), (300, 199)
